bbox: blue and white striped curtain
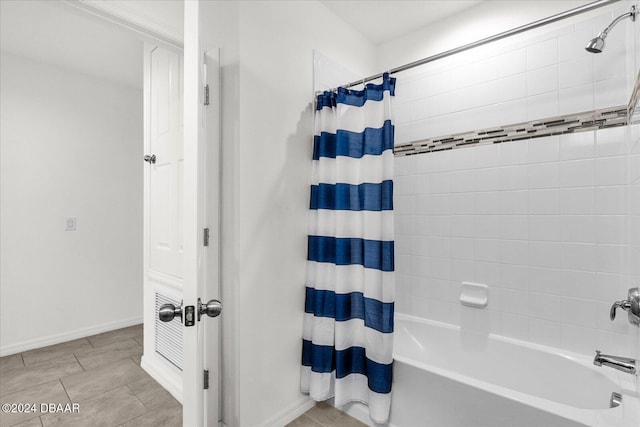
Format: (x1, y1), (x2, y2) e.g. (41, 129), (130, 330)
(301, 73), (396, 423)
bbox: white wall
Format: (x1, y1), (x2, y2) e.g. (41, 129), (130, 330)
(387, 0), (640, 364)
(0, 52), (143, 355)
(201, 1), (377, 425)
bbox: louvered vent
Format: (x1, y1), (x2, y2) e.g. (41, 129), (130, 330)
(155, 292), (183, 370)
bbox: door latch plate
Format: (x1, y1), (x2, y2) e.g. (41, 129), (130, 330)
(184, 306), (195, 327)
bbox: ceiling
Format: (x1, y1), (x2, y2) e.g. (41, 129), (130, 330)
(320, 0), (484, 44)
(0, 0), (145, 89)
(1, 0), (597, 89)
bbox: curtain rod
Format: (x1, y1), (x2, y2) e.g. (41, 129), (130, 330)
(340, 0), (620, 89)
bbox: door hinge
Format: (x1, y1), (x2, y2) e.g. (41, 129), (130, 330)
(203, 228), (210, 247)
(203, 369), (209, 390)
(204, 84), (210, 106)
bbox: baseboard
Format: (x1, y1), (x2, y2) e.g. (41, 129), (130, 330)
(263, 395), (316, 427)
(0, 315), (143, 357)
(141, 353), (183, 403)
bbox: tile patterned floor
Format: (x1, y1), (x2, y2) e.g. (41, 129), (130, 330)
(0, 325), (182, 427)
(287, 403), (367, 427)
(1, 328), (364, 427)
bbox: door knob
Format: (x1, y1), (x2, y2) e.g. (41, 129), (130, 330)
(198, 298), (222, 320)
(144, 154), (156, 164)
(159, 302), (182, 322)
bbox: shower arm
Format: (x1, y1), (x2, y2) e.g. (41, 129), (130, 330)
(598, 5), (637, 39)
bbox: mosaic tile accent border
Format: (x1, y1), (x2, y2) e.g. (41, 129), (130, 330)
(394, 70), (640, 156)
(394, 105), (628, 157)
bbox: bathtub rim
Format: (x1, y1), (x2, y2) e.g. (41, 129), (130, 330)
(393, 313), (638, 426)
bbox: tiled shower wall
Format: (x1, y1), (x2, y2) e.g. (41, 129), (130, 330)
(392, 3), (634, 145)
(392, 2), (640, 359)
(394, 128), (633, 356)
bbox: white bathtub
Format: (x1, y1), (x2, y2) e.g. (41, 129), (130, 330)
(341, 314), (640, 427)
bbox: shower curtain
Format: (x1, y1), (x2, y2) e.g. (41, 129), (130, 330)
(301, 73), (396, 423)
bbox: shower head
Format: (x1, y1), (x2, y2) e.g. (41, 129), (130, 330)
(585, 34), (606, 53)
(585, 5), (636, 53)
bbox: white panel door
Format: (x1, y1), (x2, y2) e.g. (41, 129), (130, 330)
(142, 43), (185, 401)
(149, 47), (184, 281)
(183, 1), (222, 425)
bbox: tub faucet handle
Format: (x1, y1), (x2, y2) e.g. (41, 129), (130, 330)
(609, 288), (640, 326)
(610, 300), (631, 320)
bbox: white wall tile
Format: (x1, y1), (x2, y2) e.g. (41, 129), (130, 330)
(594, 45), (626, 81)
(494, 99), (528, 127)
(473, 145), (501, 169)
(450, 170), (475, 193)
(560, 131), (595, 160)
(451, 260), (475, 283)
(500, 264), (529, 290)
(500, 289), (529, 315)
(529, 266), (564, 295)
(559, 57), (593, 89)
(596, 244), (628, 275)
(500, 240), (529, 265)
(561, 242), (596, 271)
(530, 215), (561, 242)
(558, 28), (593, 62)
(527, 39), (558, 70)
(500, 215), (529, 240)
(527, 65), (559, 96)
(451, 215), (474, 238)
(530, 189), (560, 214)
(474, 168), (501, 192)
(450, 193), (474, 215)
(499, 140), (528, 166)
(595, 215), (628, 244)
(528, 135), (560, 163)
(527, 91), (559, 121)
(529, 241), (563, 269)
(474, 191), (500, 214)
(595, 186), (627, 215)
(498, 48), (526, 77)
(474, 215), (500, 239)
(594, 78), (628, 108)
(500, 166), (528, 190)
(561, 269), (596, 301)
(559, 159), (595, 187)
(562, 323), (596, 355)
(559, 188), (595, 215)
(452, 238), (475, 260)
(500, 190), (529, 214)
(499, 73), (527, 102)
(596, 156), (628, 186)
(528, 293), (562, 322)
(560, 297), (597, 329)
(528, 162), (560, 189)
(475, 239), (500, 263)
(559, 85), (594, 115)
(451, 150), (474, 171)
(560, 215), (596, 243)
(500, 312), (529, 340)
